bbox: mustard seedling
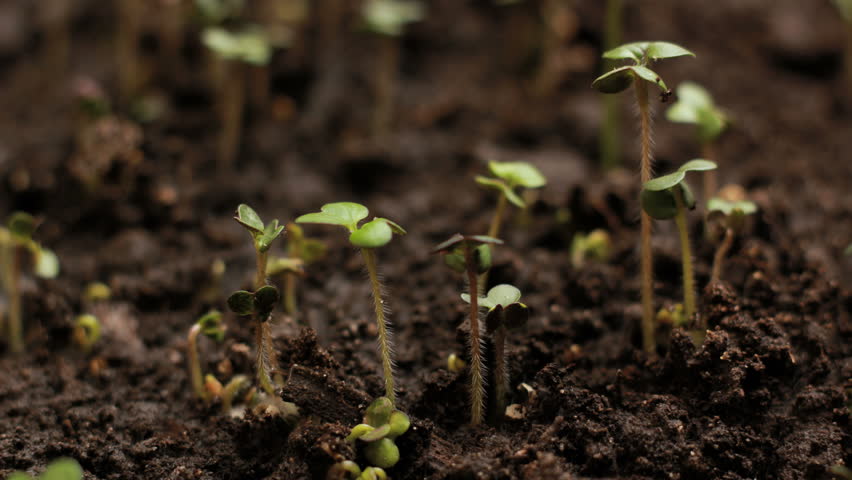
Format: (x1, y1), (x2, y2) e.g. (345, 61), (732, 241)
(328, 462), (387, 480)
(187, 310), (226, 402)
(269, 223), (327, 315)
(0, 212), (59, 354)
(7, 457), (82, 480)
(296, 202), (405, 404)
(447, 353), (466, 372)
(666, 82), (729, 197)
(432, 233), (503, 425)
(475, 161), (547, 239)
(641, 159), (717, 328)
(462, 284), (529, 420)
(346, 397), (410, 469)
(570, 229), (613, 268)
(593, 41), (695, 353)
(227, 204), (284, 396)
(360, 0), (424, 140)
(706, 185), (757, 283)
(73, 314), (101, 354)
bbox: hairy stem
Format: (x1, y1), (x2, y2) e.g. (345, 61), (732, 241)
(464, 246), (485, 425)
(493, 326), (508, 421)
(361, 248), (396, 404)
(372, 36), (399, 141)
(674, 190), (696, 324)
(600, 0), (623, 169)
(711, 227), (734, 284)
(635, 78), (655, 353)
(255, 321), (276, 396)
(218, 63), (246, 174)
(187, 325), (206, 401)
(283, 273), (297, 315)
(255, 250), (268, 291)
(701, 142), (718, 198)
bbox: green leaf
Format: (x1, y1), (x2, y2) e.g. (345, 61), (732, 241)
(591, 66), (635, 94)
(197, 310), (225, 342)
(487, 161), (547, 189)
(475, 176), (526, 208)
(365, 397), (394, 426)
(202, 26), (272, 65)
(74, 314), (102, 348)
(253, 285), (279, 319)
(234, 204), (264, 233)
(296, 202), (369, 232)
(227, 290), (254, 316)
(644, 159), (716, 191)
(41, 458), (84, 480)
(472, 244), (493, 274)
(387, 411), (410, 438)
(7, 212), (36, 239)
(257, 220), (285, 252)
(364, 438), (400, 469)
(641, 182), (695, 220)
(267, 257), (304, 276)
(603, 41), (695, 63)
(481, 284), (522, 309)
(707, 198), (757, 216)
(195, 0), (245, 24)
(346, 424), (375, 443)
(6, 473), (33, 480)
(350, 219), (393, 248)
(34, 247), (59, 278)
(360, 467), (388, 480)
(677, 159), (717, 173)
(630, 65), (668, 93)
(359, 424), (391, 442)
(375, 218), (407, 235)
(666, 82), (728, 141)
(362, 0), (424, 37)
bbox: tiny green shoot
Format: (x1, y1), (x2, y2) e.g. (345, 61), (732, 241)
(475, 161), (547, 239)
(297, 203), (405, 404)
(83, 281), (111, 304)
(462, 284), (529, 420)
(447, 353), (466, 373)
(593, 41), (694, 353)
(570, 229), (613, 268)
(433, 233), (503, 425)
(269, 222), (327, 315)
(73, 314), (101, 354)
(706, 185), (757, 283)
(187, 310), (226, 402)
(346, 397), (410, 469)
(641, 159), (717, 331)
(6, 457), (83, 480)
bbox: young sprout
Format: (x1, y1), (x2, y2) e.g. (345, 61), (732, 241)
(227, 204), (284, 396)
(570, 229), (613, 269)
(202, 26), (273, 172)
(447, 353), (466, 373)
(268, 223), (327, 315)
(641, 159), (717, 329)
(432, 234), (503, 425)
(346, 397), (410, 469)
(462, 284), (529, 420)
(599, 0), (624, 170)
(360, 0), (424, 140)
(73, 314), (102, 354)
(0, 212), (59, 354)
(475, 161), (547, 239)
(187, 310), (226, 402)
(7, 457), (83, 480)
(592, 41), (695, 353)
(666, 82), (729, 197)
(296, 203), (405, 404)
(706, 185), (757, 283)
(83, 281), (112, 304)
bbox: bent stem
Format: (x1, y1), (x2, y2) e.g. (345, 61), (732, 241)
(673, 190), (696, 325)
(187, 324), (207, 401)
(463, 246), (485, 425)
(711, 227), (734, 284)
(361, 248), (396, 405)
(635, 78), (655, 353)
(493, 326), (507, 421)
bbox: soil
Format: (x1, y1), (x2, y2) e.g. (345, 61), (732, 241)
(0, 0), (851, 479)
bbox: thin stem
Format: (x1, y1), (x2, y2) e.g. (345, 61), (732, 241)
(673, 189), (696, 324)
(711, 228), (734, 284)
(600, 0), (623, 170)
(493, 326), (507, 421)
(360, 248), (396, 404)
(488, 193), (508, 239)
(255, 321), (276, 396)
(372, 36), (399, 141)
(635, 78), (655, 353)
(701, 142), (718, 199)
(218, 63), (246, 174)
(463, 246), (485, 425)
(255, 249), (268, 290)
(187, 325), (207, 401)
(283, 273), (297, 315)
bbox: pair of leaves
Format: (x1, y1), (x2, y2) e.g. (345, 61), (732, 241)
(202, 27), (272, 65)
(361, 0), (424, 37)
(706, 187), (757, 236)
(641, 160), (717, 220)
(666, 82), (728, 142)
(7, 458), (82, 480)
(346, 397), (411, 469)
(461, 284), (529, 333)
(475, 161), (547, 208)
(592, 41), (694, 95)
(296, 202), (405, 249)
(432, 234), (502, 275)
(328, 462), (386, 480)
(227, 285), (279, 321)
(196, 310), (226, 342)
(234, 204), (285, 253)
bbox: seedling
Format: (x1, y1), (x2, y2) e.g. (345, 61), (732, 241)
(327, 462), (387, 480)
(475, 161), (547, 239)
(447, 353), (466, 373)
(706, 185), (757, 283)
(228, 204), (284, 396)
(666, 82), (729, 197)
(73, 314), (101, 354)
(269, 223), (327, 315)
(462, 284), (529, 420)
(7, 457), (82, 480)
(593, 41), (695, 353)
(202, 26), (273, 172)
(83, 281), (111, 304)
(346, 397), (410, 469)
(641, 159), (717, 329)
(187, 310), (226, 402)
(432, 234), (503, 425)
(360, 0), (424, 140)
(570, 229), (613, 268)
(296, 203), (405, 404)
(599, 0), (624, 170)
(0, 212), (59, 354)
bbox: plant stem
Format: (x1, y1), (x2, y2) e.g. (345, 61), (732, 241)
(493, 326), (507, 421)
(187, 324), (207, 401)
(372, 36), (399, 141)
(635, 78), (655, 353)
(673, 189), (696, 324)
(254, 248), (278, 396)
(488, 193), (508, 239)
(360, 248), (396, 404)
(701, 141), (717, 198)
(283, 273), (297, 315)
(463, 245), (485, 425)
(711, 227), (734, 284)
(600, 0), (623, 170)
(255, 250), (268, 290)
(218, 62), (246, 174)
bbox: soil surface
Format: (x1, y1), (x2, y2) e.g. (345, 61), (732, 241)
(1, 1), (851, 479)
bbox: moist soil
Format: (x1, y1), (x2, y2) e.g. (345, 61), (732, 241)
(1, 1), (851, 479)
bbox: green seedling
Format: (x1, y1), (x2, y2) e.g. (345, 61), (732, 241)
(599, 0), (624, 170)
(297, 203), (405, 403)
(346, 397), (410, 469)
(462, 284), (529, 420)
(433, 233), (503, 425)
(706, 185), (757, 283)
(570, 229), (613, 268)
(73, 314), (101, 354)
(666, 82), (729, 197)
(270, 223), (327, 315)
(641, 159), (717, 331)
(0, 212), (59, 354)
(327, 462), (387, 480)
(360, 0), (424, 140)
(7, 457), (83, 480)
(202, 26), (273, 172)
(475, 161), (547, 239)
(187, 310), (226, 402)
(83, 281), (111, 304)
(228, 204), (284, 396)
(656, 303), (687, 329)
(447, 353), (466, 372)
(593, 41), (694, 353)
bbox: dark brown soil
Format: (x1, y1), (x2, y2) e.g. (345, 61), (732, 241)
(1, 1), (850, 479)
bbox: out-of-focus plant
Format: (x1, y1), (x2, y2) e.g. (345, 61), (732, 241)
(706, 185), (757, 283)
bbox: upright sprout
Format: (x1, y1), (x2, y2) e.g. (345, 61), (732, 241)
(592, 41), (695, 353)
(641, 159), (717, 328)
(666, 82), (729, 197)
(599, 0), (623, 170)
(296, 203), (406, 404)
(706, 185), (757, 283)
(269, 223), (327, 315)
(475, 161), (547, 240)
(433, 234), (503, 425)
